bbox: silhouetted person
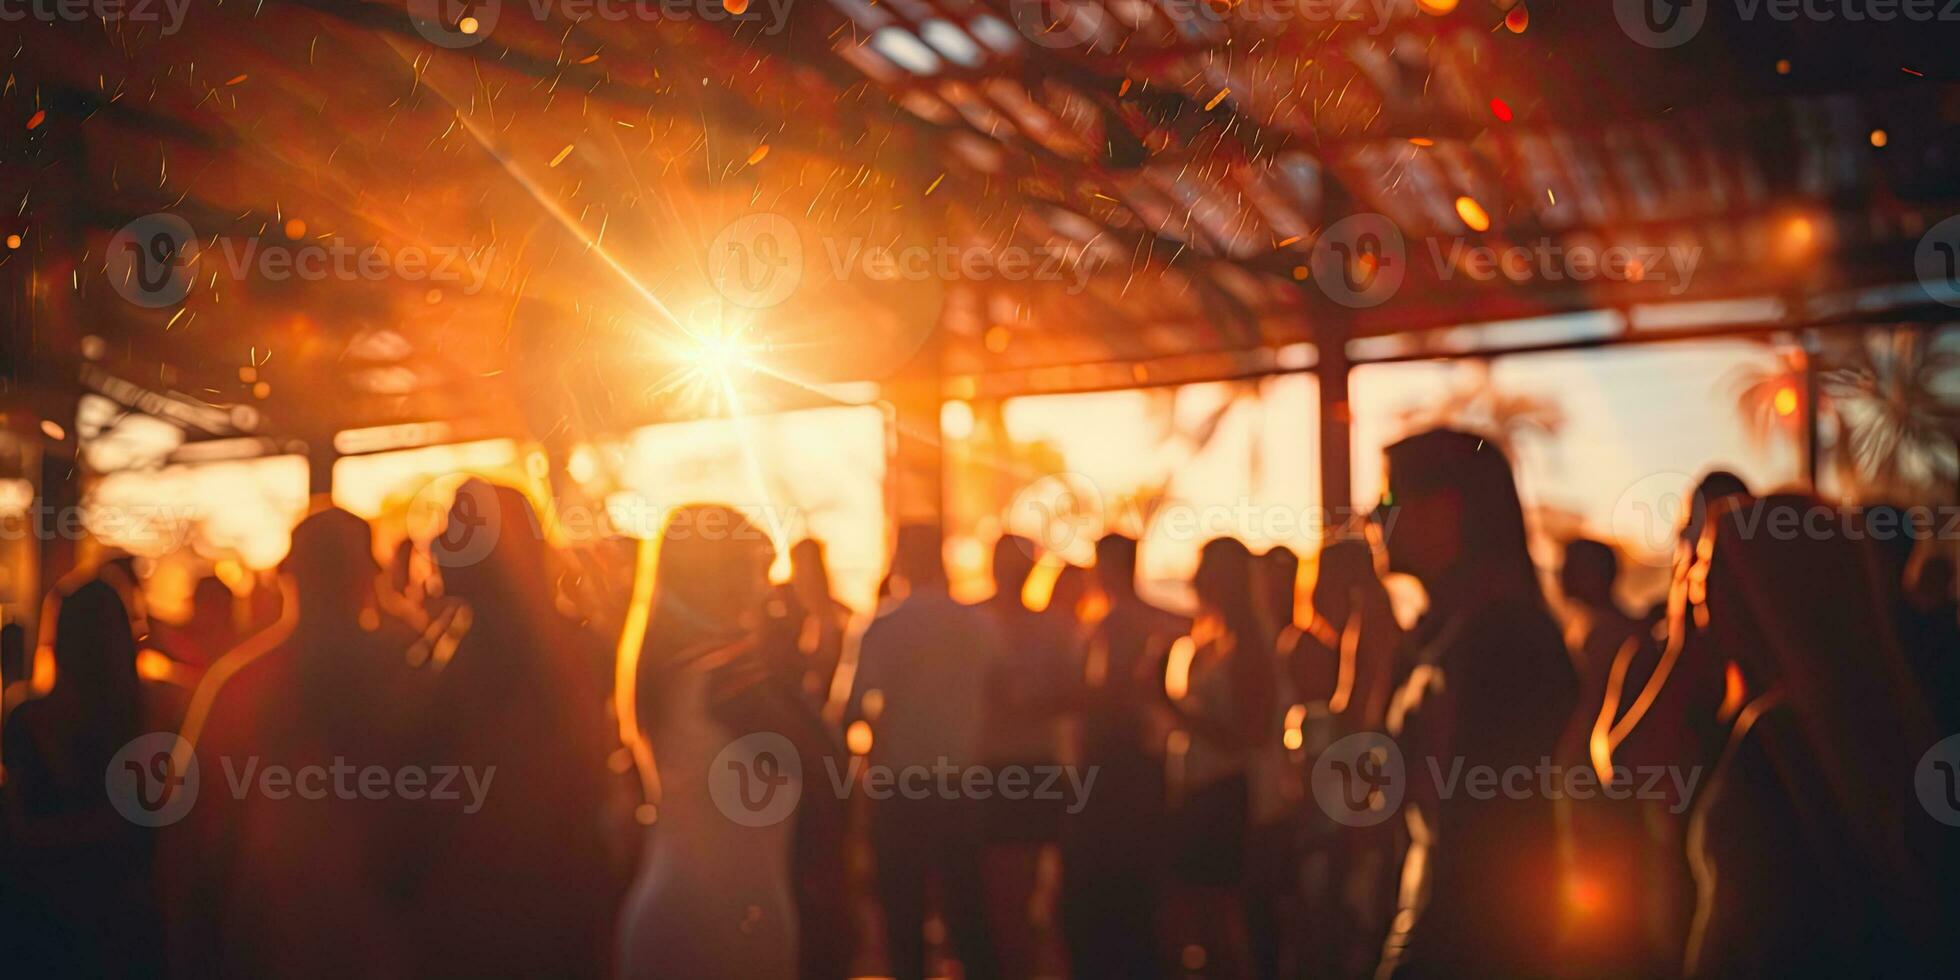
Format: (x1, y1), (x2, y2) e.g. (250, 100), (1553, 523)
(1595, 470), (1750, 972)
(153, 575), (237, 672)
(619, 506), (849, 980)
(1047, 561), (1092, 633)
(407, 481), (620, 978)
(1244, 545), (1304, 980)
(1680, 496), (1945, 976)
(1291, 538), (1404, 978)
(1308, 539), (1403, 733)
(1257, 545), (1299, 641)
(849, 524), (1001, 980)
(1557, 538), (1656, 972)
(2, 581), (167, 977)
(1164, 537), (1274, 978)
(1902, 552), (1960, 731)
(1373, 430), (1576, 979)
(976, 535), (1075, 976)
(1, 621), (24, 697)
(782, 537), (851, 705)
(1862, 504), (1960, 734)
(164, 507), (424, 978)
(1061, 533), (1184, 980)
(1561, 539), (1639, 715)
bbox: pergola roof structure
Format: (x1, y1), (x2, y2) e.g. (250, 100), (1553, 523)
(2, 0), (1956, 460)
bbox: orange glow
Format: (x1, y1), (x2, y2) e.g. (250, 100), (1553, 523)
(1869, 129), (1888, 148)
(458, 15), (479, 34)
(1282, 703), (1307, 751)
(1504, 4), (1529, 32)
(941, 399), (975, 439)
(25, 109), (44, 130)
(1717, 659), (1747, 723)
(1775, 58), (1791, 74)
(5, 234), (19, 249)
(1566, 876), (1606, 918)
(846, 719), (874, 755)
(1489, 98), (1513, 122)
(1454, 196), (1491, 233)
(1164, 635), (1197, 700)
(613, 535), (662, 811)
(1416, 0), (1458, 14)
(1772, 384), (1799, 418)
(283, 218), (306, 240)
(724, 0), (750, 13)
(1021, 554), (1065, 611)
(38, 419), (64, 441)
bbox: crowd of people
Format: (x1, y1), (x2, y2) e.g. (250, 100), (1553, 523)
(1, 428), (1957, 978)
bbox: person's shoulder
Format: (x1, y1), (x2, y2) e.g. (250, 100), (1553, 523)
(2, 694), (47, 747)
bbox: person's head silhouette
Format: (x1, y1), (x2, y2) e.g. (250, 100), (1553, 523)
(1311, 538), (1382, 628)
(654, 504), (775, 632)
(890, 523), (946, 594)
(1194, 537), (1257, 624)
(1258, 546), (1300, 633)
(1094, 533), (1140, 600)
(1560, 538), (1620, 611)
(992, 534), (1038, 607)
(285, 507), (378, 626)
(1378, 429), (1536, 599)
(432, 481), (548, 610)
(1681, 469), (1750, 555)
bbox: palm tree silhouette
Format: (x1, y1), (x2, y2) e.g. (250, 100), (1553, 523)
(1733, 328), (1960, 500)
